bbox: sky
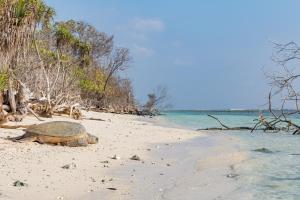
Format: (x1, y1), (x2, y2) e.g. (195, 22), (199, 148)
(45, 0), (300, 110)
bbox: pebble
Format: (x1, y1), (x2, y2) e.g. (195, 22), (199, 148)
(111, 155), (121, 160)
(90, 177), (96, 182)
(130, 155), (141, 161)
(61, 163), (77, 169)
(13, 180), (28, 187)
(107, 187), (117, 191)
(226, 173), (239, 178)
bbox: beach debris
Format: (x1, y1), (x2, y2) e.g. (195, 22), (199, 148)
(57, 196), (64, 200)
(130, 155), (141, 161)
(90, 177), (96, 182)
(61, 163), (77, 169)
(100, 160), (109, 163)
(107, 187), (117, 191)
(253, 148), (273, 154)
(226, 173), (239, 179)
(166, 163), (171, 167)
(13, 180), (28, 187)
(83, 117), (105, 122)
(8, 121), (98, 147)
(111, 155), (121, 160)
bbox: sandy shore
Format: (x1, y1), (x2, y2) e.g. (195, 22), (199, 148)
(0, 111), (248, 200)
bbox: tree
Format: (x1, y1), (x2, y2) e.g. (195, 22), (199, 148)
(142, 86), (170, 115)
(0, 0), (54, 115)
(265, 42), (300, 134)
(102, 48), (130, 97)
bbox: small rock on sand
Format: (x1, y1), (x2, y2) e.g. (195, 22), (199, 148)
(111, 155), (121, 160)
(130, 155), (141, 161)
(226, 173), (239, 178)
(107, 187), (117, 191)
(13, 180), (28, 187)
(61, 163), (77, 169)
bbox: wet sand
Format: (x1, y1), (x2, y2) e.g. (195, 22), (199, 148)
(0, 111), (248, 200)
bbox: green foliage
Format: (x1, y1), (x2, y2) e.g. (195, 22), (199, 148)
(15, 0), (27, 21)
(0, 72), (8, 91)
(75, 68), (106, 94)
(55, 23), (75, 46)
(12, 0), (54, 26)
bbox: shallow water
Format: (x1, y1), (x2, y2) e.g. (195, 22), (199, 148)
(162, 110), (300, 200)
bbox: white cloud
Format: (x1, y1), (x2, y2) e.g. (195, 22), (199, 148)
(132, 44), (154, 57)
(132, 18), (165, 32)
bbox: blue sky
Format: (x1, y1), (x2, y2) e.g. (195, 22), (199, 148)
(45, 0), (300, 109)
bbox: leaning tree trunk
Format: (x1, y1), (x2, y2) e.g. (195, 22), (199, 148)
(8, 76), (16, 113)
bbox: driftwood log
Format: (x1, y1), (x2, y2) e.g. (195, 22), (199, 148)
(197, 114), (287, 133)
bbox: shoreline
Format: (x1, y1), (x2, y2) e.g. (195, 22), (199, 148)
(0, 111), (248, 200)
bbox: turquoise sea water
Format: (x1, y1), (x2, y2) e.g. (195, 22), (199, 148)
(162, 110), (300, 200)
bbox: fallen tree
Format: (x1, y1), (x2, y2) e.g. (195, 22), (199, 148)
(197, 114), (285, 132)
(199, 42), (300, 134)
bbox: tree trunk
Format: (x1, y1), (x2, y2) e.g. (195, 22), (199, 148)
(16, 80), (30, 115)
(0, 91), (6, 122)
(8, 77), (16, 113)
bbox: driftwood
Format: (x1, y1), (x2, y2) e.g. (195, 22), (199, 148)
(83, 117), (105, 121)
(29, 102), (83, 120)
(197, 115), (254, 131)
(197, 114), (285, 132)
(27, 106), (44, 121)
(0, 124), (33, 129)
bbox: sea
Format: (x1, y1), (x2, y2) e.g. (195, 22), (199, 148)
(161, 110), (300, 200)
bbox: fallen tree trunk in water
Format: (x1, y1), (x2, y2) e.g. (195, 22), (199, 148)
(197, 114), (284, 132)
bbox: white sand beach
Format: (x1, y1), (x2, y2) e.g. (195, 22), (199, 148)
(0, 112), (248, 200)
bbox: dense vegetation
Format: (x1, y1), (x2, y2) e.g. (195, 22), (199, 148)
(0, 0), (137, 120)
